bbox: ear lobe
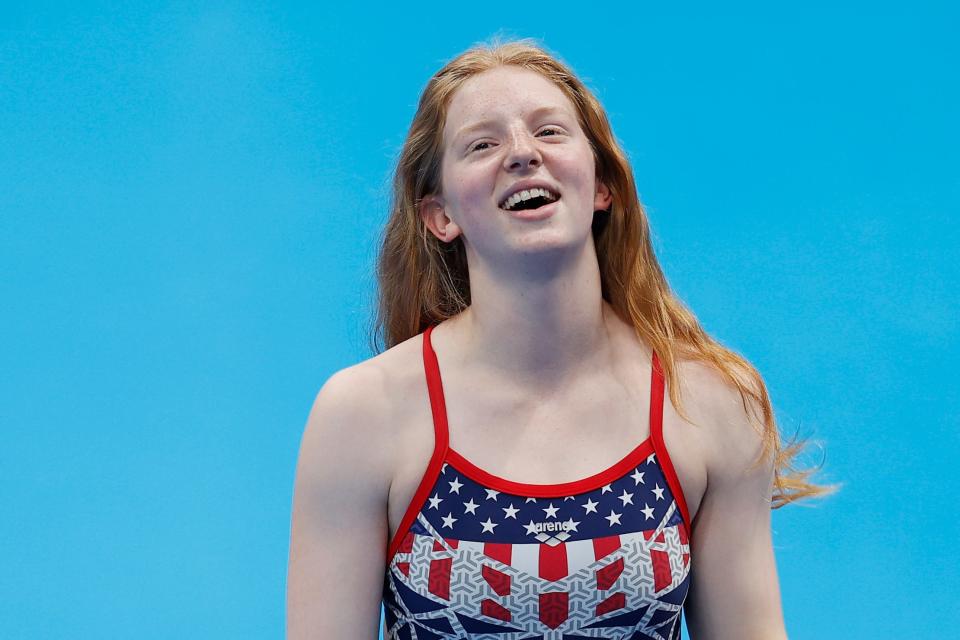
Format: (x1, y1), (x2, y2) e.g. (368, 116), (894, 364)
(418, 194), (461, 243)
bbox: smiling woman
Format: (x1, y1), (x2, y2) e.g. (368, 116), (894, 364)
(287, 36), (837, 640)
(416, 63), (614, 269)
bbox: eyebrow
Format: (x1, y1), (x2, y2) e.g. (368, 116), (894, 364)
(453, 105), (571, 142)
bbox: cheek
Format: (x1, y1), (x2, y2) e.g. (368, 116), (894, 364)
(449, 179), (485, 213)
(442, 172), (492, 224)
(556, 143), (596, 185)
(451, 167), (496, 208)
(561, 158), (595, 201)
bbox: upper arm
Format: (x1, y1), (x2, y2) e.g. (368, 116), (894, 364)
(286, 366), (394, 639)
(683, 376), (788, 640)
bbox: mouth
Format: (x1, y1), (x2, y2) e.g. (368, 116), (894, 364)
(498, 187), (561, 213)
(500, 196), (561, 220)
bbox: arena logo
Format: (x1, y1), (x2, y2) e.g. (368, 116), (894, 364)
(523, 518), (580, 546)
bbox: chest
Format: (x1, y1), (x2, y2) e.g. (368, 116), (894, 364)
(386, 377), (708, 550)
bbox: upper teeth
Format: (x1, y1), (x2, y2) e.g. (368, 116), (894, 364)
(502, 187), (559, 210)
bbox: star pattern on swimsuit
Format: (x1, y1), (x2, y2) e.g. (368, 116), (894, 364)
(422, 460), (682, 544)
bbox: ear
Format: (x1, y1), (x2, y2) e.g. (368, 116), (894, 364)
(593, 179), (613, 211)
(418, 194), (462, 243)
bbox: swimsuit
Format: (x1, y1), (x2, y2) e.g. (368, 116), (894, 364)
(382, 325), (693, 639)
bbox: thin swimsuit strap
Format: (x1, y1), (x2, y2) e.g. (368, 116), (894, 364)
(421, 323), (690, 527)
(387, 324), (692, 559)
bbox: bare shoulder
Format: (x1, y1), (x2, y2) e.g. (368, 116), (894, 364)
(288, 336), (426, 638)
(298, 331), (427, 491)
(672, 357), (770, 482)
(673, 359), (786, 638)
(294, 366), (388, 507)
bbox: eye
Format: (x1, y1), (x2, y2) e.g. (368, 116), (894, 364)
(468, 127), (565, 153)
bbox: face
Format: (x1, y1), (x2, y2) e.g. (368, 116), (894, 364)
(420, 65), (611, 256)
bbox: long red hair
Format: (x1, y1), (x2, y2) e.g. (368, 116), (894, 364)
(368, 36), (837, 508)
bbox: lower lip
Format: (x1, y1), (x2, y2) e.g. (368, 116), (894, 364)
(500, 198), (560, 221)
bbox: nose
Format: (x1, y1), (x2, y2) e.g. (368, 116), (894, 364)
(502, 129), (542, 172)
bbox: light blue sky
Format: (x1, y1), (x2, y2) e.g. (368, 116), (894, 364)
(2, 3), (957, 638)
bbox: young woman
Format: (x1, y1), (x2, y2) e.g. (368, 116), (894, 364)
(287, 38), (834, 640)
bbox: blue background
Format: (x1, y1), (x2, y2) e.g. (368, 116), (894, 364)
(2, 2), (957, 638)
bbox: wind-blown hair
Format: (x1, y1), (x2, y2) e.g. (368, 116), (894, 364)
(369, 36), (837, 508)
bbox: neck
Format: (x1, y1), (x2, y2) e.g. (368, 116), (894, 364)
(446, 239), (622, 392)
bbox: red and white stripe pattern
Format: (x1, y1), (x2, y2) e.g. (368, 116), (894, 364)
(383, 456), (691, 639)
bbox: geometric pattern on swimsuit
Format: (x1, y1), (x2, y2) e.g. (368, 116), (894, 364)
(382, 325), (693, 640)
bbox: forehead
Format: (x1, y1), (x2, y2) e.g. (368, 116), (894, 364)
(443, 66), (576, 142)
